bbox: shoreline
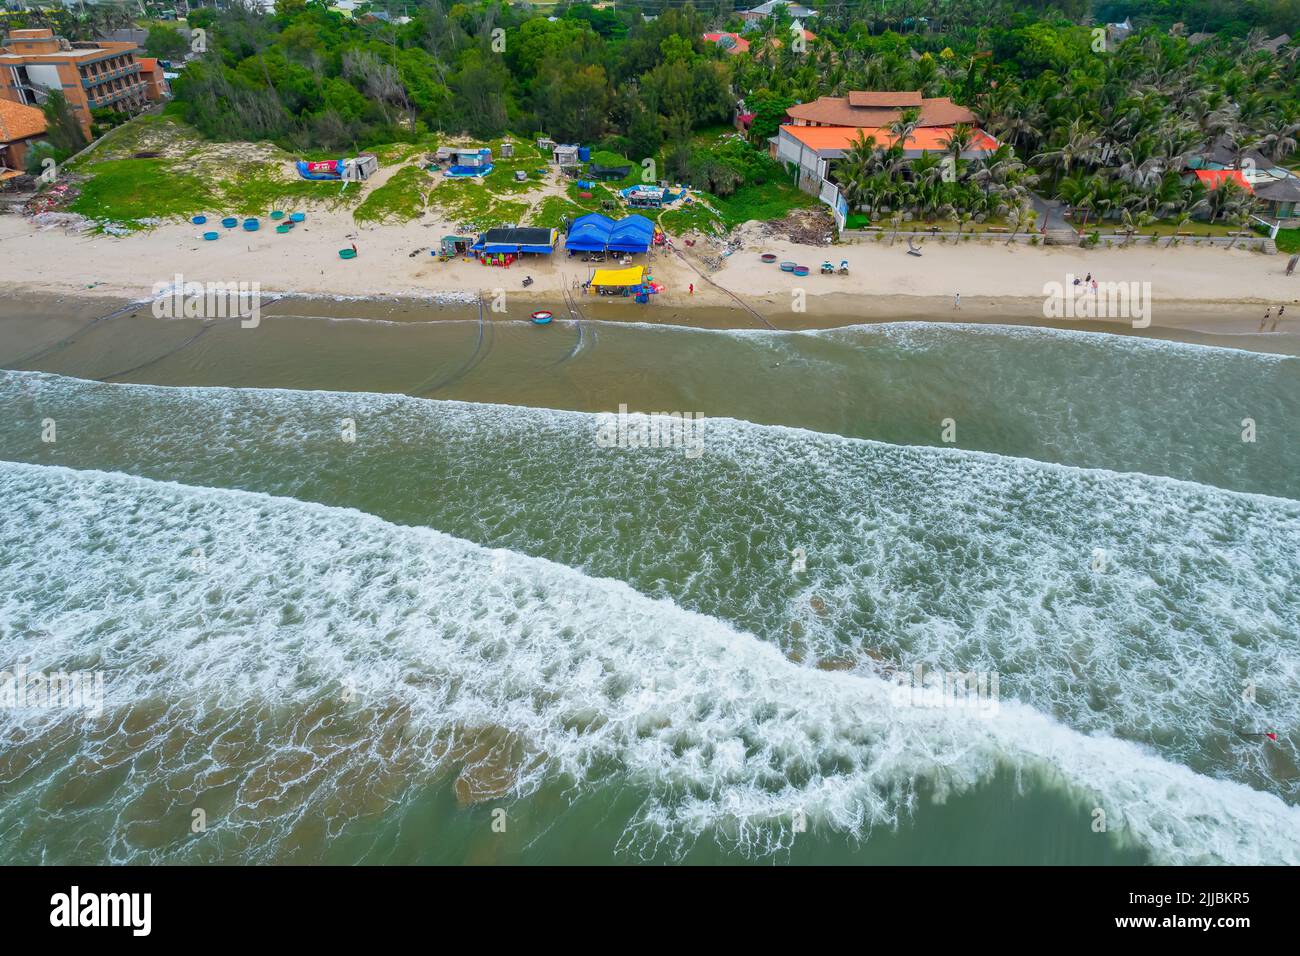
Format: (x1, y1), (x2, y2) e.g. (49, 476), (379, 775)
(2, 284), (1298, 357)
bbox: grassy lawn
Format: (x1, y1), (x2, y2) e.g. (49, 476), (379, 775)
(353, 165), (434, 223)
(1276, 228), (1300, 254)
(69, 158), (216, 223)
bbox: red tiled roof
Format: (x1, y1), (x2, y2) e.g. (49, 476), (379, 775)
(702, 32), (750, 54)
(0, 97), (47, 143)
(1194, 169), (1253, 193)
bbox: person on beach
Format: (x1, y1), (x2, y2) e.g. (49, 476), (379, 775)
(1273, 305), (1285, 332)
(350, 242), (357, 256)
(689, 283), (694, 295)
(1261, 307), (1272, 331)
(953, 292), (961, 310)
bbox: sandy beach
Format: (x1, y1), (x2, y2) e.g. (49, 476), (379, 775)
(2, 204), (1299, 352)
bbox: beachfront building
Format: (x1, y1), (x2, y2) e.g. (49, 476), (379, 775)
(0, 96), (46, 181)
(0, 28), (161, 139)
(772, 90), (999, 228)
(1187, 136), (1300, 228)
(740, 1), (819, 25)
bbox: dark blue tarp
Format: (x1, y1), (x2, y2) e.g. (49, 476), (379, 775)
(474, 227), (556, 254)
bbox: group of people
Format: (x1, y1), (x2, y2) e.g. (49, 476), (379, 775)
(1261, 305), (1286, 332)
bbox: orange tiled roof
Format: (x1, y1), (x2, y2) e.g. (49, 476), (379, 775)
(786, 94), (976, 128)
(138, 56), (158, 70)
(781, 123), (998, 153)
(1194, 169), (1253, 193)
(0, 97), (48, 143)
(848, 90), (922, 108)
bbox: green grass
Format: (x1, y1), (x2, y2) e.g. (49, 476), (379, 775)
(69, 158), (216, 226)
(217, 162), (351, 215)
(661, 180), (816, 233)
(427, 176), (529, 229)
(353, 165), (433, 223)
(532, 196), (590, 229)
(1275, 228), (1300, 254)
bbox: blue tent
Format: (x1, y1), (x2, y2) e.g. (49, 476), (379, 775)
(565, 213), (615, 252)
(607, 214), (655, 253)
(565, 213), (653, 254)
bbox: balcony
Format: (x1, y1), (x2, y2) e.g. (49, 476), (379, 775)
(81, 62), (141, 88)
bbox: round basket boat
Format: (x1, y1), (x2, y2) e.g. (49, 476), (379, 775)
(203, 231), (219, 241)
(289, 212), (306, 223)
(530, 310), (553, 325)
(242, 218), (260, 231)
(760, 253), (777, 263)
(192, 215), (207, 225)
(275, 223), (293, 234)
(779, 260), (796, 272)
(222, 217), (238, 228)
(792, 265), (811, 277)
(270, 210), (285, 220)
(338, 248), (357, 260)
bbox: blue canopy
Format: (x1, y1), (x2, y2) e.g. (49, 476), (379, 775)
(607, 214), (654, 253)
(565, 213), (653, 254)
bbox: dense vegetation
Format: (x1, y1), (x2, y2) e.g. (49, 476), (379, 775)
(8, 0), (1299, 230)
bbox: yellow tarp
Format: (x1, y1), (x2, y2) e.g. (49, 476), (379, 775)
(590, 265), (645, 287)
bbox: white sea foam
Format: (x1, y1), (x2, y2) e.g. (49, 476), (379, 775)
(2, 369), (1297, 805)
(1, 461), (1298, 864)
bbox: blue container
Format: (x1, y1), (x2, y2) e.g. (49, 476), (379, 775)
(578, 146), (591, 162)
(289, 212), (306, 223)
(203, 231), (219, 240)
(192, 215), (207, 225)
(222, 217), (238, 228)
(243, 218), (259, 231)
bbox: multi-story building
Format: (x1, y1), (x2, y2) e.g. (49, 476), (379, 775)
(0, 28), (154, 140)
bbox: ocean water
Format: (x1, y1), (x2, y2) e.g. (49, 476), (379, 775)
(1, 315), (1297, 864)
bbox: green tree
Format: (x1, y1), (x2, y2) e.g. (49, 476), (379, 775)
(41, 90), (87, 155)
(145, 24), (188, 61)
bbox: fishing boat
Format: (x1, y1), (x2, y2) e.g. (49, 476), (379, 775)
(530, 310), (553, 325)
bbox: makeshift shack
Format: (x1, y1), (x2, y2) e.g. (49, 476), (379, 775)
(553, 144), (581, 166)
(296, 154), (378, 182)
(440, 235), (475, 257)
(473, 227), (557, 255)
(445, 148), (494, 177)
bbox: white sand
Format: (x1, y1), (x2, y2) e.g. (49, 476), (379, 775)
(1, 199), (1297, 321)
